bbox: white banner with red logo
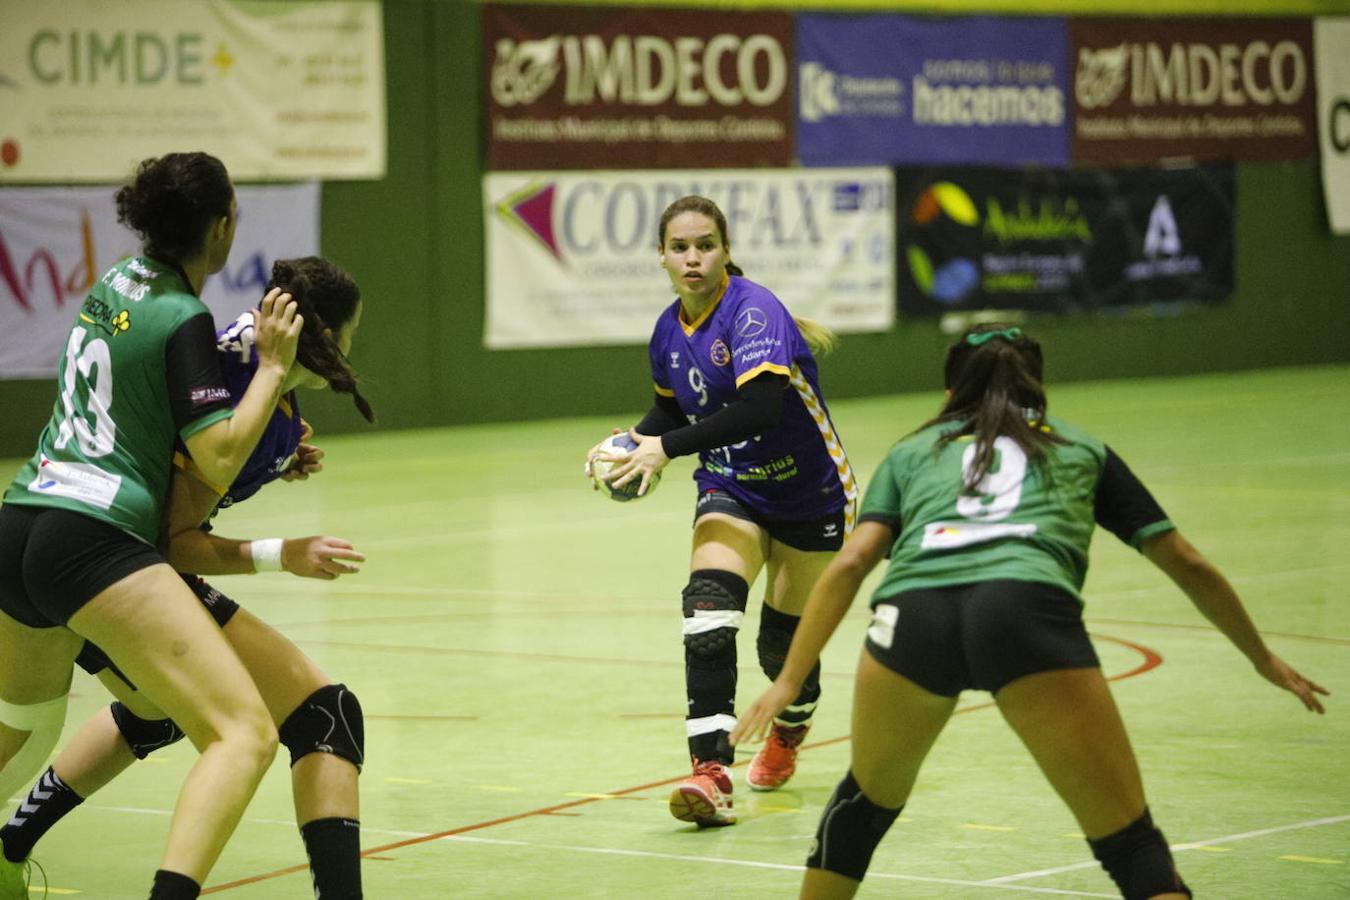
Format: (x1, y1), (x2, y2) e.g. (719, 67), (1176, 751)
(483, 168), (895, 349)
(0, 184), (319, 377)
(1316, 18), (1350, 234)
(0, 0), (384, 182)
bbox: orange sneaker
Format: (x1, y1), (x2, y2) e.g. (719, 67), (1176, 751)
(746, 723), (809, 791)
(668, 760), (736, 827)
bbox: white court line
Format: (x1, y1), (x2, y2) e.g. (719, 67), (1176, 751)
(983, 814), (1350, 884)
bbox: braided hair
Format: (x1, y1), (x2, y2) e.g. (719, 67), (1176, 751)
(268, 257), (374, 423)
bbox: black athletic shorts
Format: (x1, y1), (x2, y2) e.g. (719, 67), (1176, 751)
(864, 579), (1100, 697)
(695, 489), (845, 552)
(0, 502), (164, 628)
(76, 574), (241, 687)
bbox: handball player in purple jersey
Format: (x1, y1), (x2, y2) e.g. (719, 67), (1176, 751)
(1, 258), (374, 900)
(587, 195), (859, 827)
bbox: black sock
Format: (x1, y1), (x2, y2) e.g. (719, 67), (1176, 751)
(149, 869), (200, 900)
(0, 767), (84, 862)
(301, 817), (362, 899)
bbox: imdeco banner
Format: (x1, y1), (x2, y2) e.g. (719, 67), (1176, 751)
(484, 4), (793, 169)
(1071, 19), (1315, 163)
(0, 184), (320, 377)
(0, 1), (385, 182)
(896, 164), (1233, 316)
(484, 168), (894, 348)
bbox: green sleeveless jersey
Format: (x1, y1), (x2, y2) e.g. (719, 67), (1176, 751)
(5, 257), (233, 545)
(859, 415), (1174, 604)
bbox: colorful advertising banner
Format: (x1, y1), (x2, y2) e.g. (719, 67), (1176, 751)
(484, 4), (793, 169)
(1316, 18), (1350, 234)
(896, 165), (1233, 317)
(484, 168), (894, 348)
(0, 1), (385, 182)
(1071, 19), (1315, 163)
(796, 15), (1069, 167)
(0, 184), (320, 377)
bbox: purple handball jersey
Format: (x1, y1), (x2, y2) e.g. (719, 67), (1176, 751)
(211, 312), (304, 509)
(649, 275), (858, 525)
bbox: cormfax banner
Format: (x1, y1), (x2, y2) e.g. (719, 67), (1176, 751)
(0, 184), (320, 377)
(796, 14), (1069, 167)
(484, 169), (894, 349)
(895, 164), (1233, 317)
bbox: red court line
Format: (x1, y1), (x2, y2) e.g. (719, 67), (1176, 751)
(203, 632), (1162, 894)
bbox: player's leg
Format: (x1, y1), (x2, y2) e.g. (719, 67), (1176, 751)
(68, 563), (277, 890)
(0, 505), (84, 807)
(669, 497), (768, 826)
(220, 605), (363, 898)
(747, 535), (834, 790)
(982, 582), (1189, 900)
(0, 667), (162, 868)
(995, 669), (1189, 899)
(801, 649), (957, 899)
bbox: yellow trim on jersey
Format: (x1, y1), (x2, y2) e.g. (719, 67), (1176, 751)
(678, 272), (730, 336)
(278, 395), (293, 418)
(788, 364), (860, 534)
(654, 384), (676, 397)
(735, 361), (791, 388)
(172, 451), (228, 497)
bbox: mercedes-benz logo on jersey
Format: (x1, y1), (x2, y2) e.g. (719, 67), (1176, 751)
(735, 307), (768, 338)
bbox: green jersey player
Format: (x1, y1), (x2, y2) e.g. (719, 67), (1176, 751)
(733, 324), (1327, 900)
(0, 153), (302, 900)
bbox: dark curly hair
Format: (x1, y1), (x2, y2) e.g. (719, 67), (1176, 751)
(114, 153), (233, 264)
(268, 257), (374, 423)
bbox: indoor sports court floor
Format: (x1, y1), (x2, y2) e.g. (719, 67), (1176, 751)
(4, 364), (1348, 898)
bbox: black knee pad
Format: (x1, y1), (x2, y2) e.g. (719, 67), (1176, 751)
(110, 702), (185, 760)
(682, 569), (748, 663)
(1088, 808), (1191, 900)
(757, 604), (821, 693)
(805, 770), (902, 882)
(278, 684), (365, 772)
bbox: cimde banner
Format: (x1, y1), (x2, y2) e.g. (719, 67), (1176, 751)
(1071, 19), (1316, 163)
(0, 0), (385, 182)
(1316, 18), (1350, 234)
(0, 184), (320, 377)
(484, 169), (893, 349)
(484, 4), (793, 169)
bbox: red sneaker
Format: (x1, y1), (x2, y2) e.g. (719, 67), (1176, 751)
(746, 723), (809, 791)
(668, 760), (736, 827)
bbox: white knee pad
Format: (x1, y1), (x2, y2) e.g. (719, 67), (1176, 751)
(0, 694), (68, 802)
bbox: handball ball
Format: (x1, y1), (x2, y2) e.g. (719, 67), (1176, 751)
(591, 433), (660, 502)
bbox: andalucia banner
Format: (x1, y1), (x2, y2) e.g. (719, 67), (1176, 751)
(895, 164), (1234, 316)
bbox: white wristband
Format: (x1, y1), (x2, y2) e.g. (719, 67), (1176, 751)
(249, 538), (285, 572)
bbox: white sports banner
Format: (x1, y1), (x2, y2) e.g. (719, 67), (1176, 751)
(1316, 18), (1350, 234)
(0, 183), (320, 377)
(484, 168), (895, 349)
(0, 1), (384, 182)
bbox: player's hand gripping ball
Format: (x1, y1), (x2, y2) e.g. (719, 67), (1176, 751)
(590, 433), (660, 502)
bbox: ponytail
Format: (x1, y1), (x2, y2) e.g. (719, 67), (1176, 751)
(919, 325), (1062, 489)
(793, 315), (837, 357)
(268, 257), (375, 423)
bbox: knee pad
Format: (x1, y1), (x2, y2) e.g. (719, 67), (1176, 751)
(278, 684), (364, 772)
(682, 570), (748, 664)
(1088, 808), (1191, 900)
(0, 693), (68, 801)
(805, 770), (902, 882)
(757, 605), (821, 694)
(110, 701), (185, 760)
